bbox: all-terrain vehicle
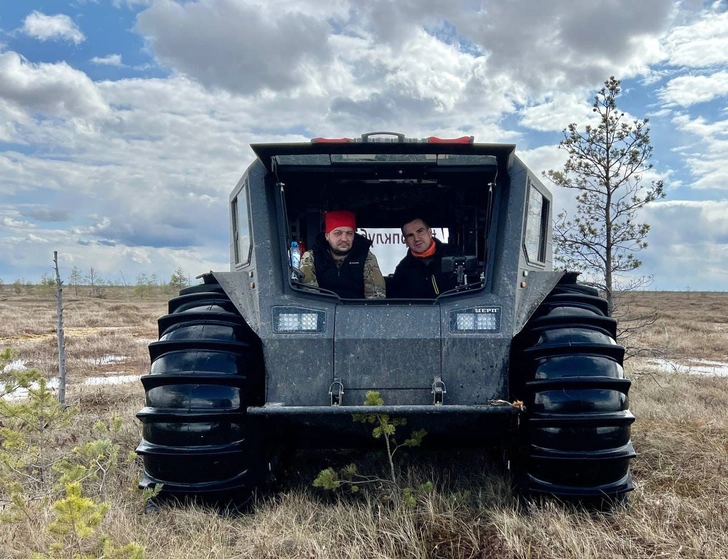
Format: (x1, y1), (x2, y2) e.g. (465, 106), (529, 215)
(136, 132), (635, 505)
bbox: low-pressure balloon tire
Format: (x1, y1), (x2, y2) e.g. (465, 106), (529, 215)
(136, 283), (267, 507)
(509, 275), (635, 507)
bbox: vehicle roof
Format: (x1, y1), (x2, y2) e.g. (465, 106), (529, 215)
(250, 141), (516, 173)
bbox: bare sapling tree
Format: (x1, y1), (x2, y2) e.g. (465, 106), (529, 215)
(85, 266), (104, 297)
(545, 76), (665, 315)
(54, 251), (67, 405)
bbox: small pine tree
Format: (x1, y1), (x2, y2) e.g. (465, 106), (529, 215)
(0, 359), (76, 499)
(544, 77), (665, 313)
(134, 273), (151, 299)
(168, 267), (188, 292)
(47, 482), (111, 554)
(1, 349), (76, 522)
(313, 391), (427, 501)
(40, 273), (56, 298)
(68, 266), (83, 296)
(1, 350), (146, 558)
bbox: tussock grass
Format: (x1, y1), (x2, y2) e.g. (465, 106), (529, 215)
(1, 290), (727, 558)
(0, 290), (163, 385)
(619, 291), (728, 361)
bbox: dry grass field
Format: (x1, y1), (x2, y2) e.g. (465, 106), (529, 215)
(0, 287), (726, 558)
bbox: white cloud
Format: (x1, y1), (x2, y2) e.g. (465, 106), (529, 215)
(135, 0), (332, 94)
(27, 233), (49, 243)
(0, 52), (108, 117)
(644, 199), (728, 243)
(658, 71), (728, 106)
(0, 75), (253, 283)
(518, 144), (568, 180)
(518, 92), (595, 132)
(323, 30), (514, 130)
(1, 216), (35, 229)
(663, 7), (728, 68)
(130, 0), (676, 101)
(646, 108), (673, 118)
(338, 0), (671, 91)
(451, 0), (671, 93)
(70, 216), (112, 236)
(672, 114), (728, 190)
(91, 54), (124, 67)
(0, 100), (31, 143)
(672, 114), (728, 138)
(21, 11), (85, 44)
(639, 199), (728, 290)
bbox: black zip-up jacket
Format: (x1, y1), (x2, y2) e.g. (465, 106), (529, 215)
(388, 238), (458, 298)
(311, 232), (372, 298)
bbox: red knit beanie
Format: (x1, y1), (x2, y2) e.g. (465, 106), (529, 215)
(324, 210), (356, 234)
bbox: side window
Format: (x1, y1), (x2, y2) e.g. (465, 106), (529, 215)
(232, 182), (252, 266)
(524, 182), (548, 264)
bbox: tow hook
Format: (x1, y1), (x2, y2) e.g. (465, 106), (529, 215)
(329, 379), (344, 406)
(432, 376), (446, 405)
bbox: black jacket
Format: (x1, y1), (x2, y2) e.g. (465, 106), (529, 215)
(311, 232), (372, 298)
(388, 238), (458, 298)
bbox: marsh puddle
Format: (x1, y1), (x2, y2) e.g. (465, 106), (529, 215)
(4, 358), (28, 371)
(2, 354), (140, 401)
(83, 374), (140, 386)
(83, 355), (128, 365)
(646, 358), (728, 377)
(2, 377), (60, 401)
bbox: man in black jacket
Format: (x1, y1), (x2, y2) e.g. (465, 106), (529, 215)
(388, 218), (457, 298)
(299, 210), (386, 298)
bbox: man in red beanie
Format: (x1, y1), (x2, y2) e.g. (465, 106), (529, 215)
(299, 210), (385, 298)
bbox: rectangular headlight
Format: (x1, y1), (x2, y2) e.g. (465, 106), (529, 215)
(273, 306), (326, 333)
(450, 307), (501, 332)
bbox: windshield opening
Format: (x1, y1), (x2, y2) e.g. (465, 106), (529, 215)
(281, 167), (496, 300)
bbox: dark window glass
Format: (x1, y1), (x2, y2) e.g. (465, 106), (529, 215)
(233, 183), (252, 266)
(525, 183), (548, 263)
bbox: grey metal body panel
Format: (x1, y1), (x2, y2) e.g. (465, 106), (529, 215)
(512, 270), (564, 334)
(216, 140), (562, 425)
(334, 305), (440, 390)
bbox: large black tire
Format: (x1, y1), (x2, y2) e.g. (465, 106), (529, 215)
(136, 283), (266, 503)
(510, 276), (635, 503)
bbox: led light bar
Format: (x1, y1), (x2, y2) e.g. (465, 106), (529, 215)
(450, 307), (501, 332)
(272, 306), (326, 333)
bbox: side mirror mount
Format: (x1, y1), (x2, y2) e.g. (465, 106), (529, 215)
(441, 256), (478, 286)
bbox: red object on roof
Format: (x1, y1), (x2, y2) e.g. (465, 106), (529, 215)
(311, 137), (353, 143)
(427, 136), (474, 144)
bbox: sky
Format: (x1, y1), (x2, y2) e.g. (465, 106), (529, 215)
(0, 0), (727, 291)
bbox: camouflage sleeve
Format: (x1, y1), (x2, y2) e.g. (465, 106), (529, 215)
(299, 250), (318, 287)
(363, 252), (386, 299)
